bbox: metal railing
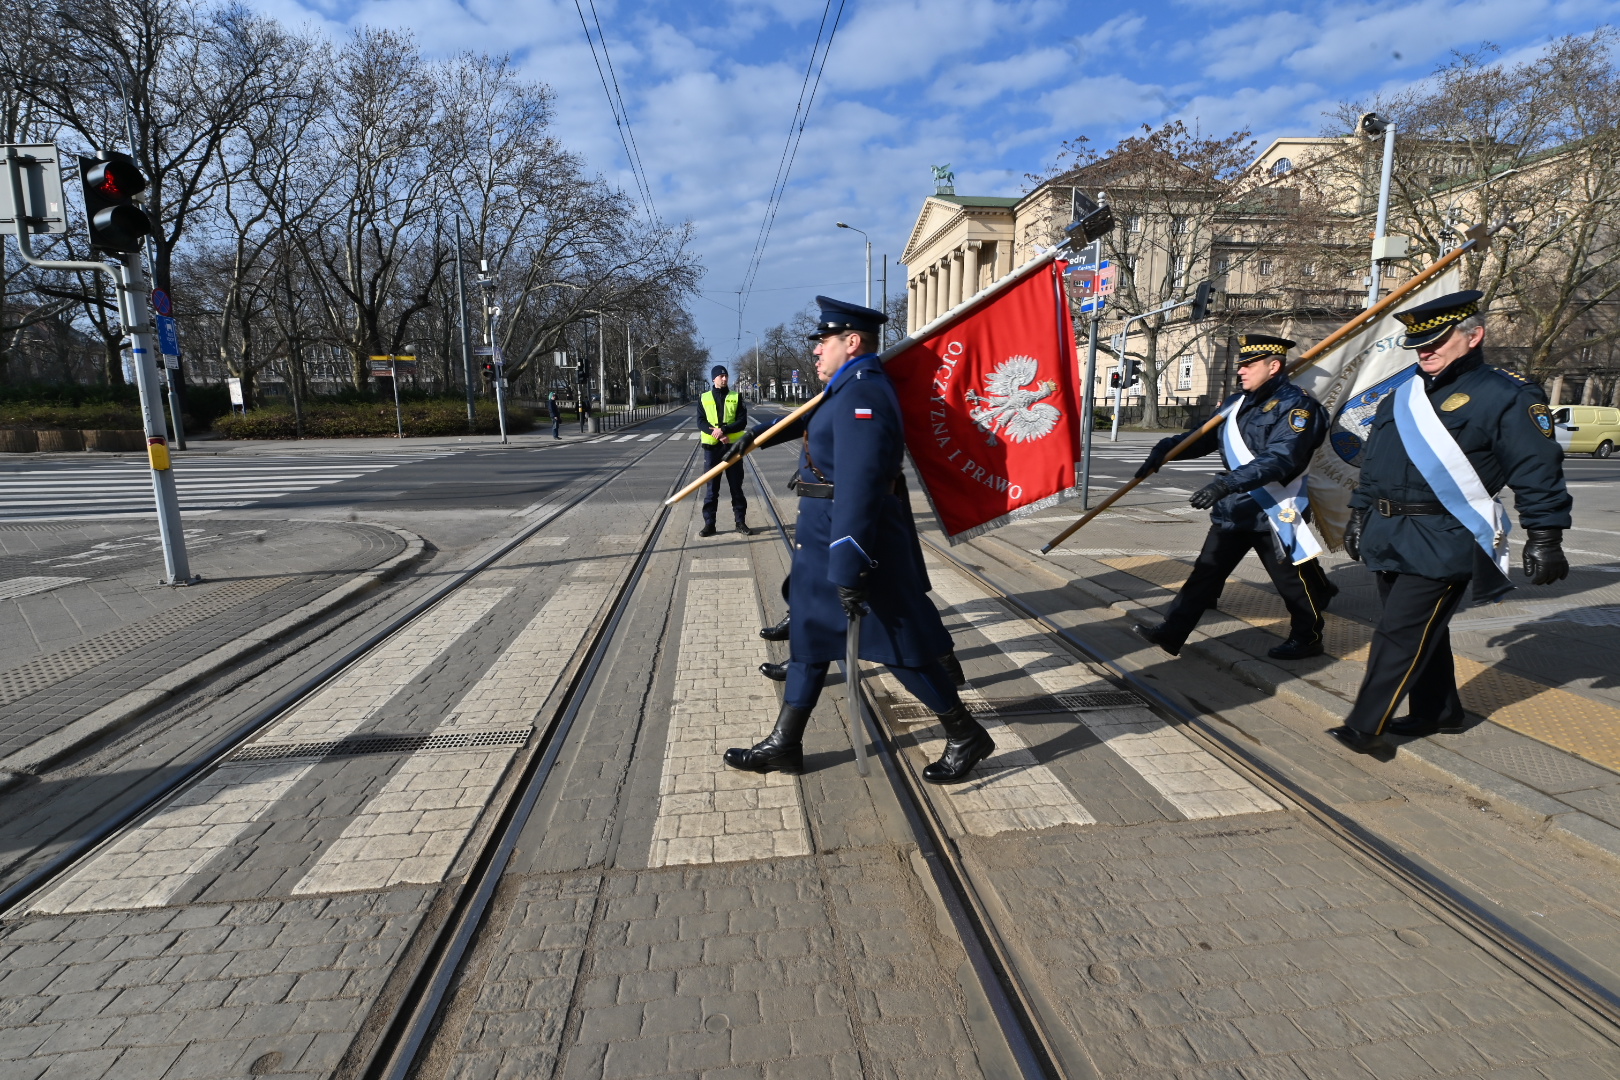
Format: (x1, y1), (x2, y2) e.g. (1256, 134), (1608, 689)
(593, 400), (683, 434)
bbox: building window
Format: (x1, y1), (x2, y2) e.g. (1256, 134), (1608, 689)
(1173, 256), (1187, 289)
(1128, 215), (1143, 233)
(1215, 254), (1231, 274)
(1259, 259), (1274, 276)
(1171, 215), (1189, 235)
(1303, 262), (1316, 277)
(1178, 354), (1194, 391)
(1271, 157), (1293, 177)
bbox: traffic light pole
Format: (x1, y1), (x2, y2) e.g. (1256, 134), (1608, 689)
(1080, 313), (1100, 509)
(112, 254), (193, 584)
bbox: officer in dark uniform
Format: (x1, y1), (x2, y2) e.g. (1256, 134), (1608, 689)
(1331, 291), (1571, 757)
(722, 297), (994, 783)
(1136, 335), (1337, 660)
(697, 365), (753, 536)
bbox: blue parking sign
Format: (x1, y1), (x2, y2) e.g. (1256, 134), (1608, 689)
(155, 314), (180, 356)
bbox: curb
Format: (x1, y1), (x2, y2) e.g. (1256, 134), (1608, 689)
(0, 525), (428, 776)
(973, 532), (1620, 867)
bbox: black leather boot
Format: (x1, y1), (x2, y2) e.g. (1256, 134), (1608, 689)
(1134, 622), (1183, 656)
(759, 661), (787, 682)
(940, 651), (966, 687)
(724, 704), (812, 773)
(922, 705), (995, 784)
(759, 615), (791, 641)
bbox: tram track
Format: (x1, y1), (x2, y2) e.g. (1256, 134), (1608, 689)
(0, 427), (690, 932)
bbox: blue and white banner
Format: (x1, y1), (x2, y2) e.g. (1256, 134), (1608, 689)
(1218, 398), (1324, 564)
(1392, 371), (1512, 582)
(1290, 267), (1462, 548)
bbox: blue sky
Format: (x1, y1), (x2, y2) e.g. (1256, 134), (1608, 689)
(247, 0), (1620, 361)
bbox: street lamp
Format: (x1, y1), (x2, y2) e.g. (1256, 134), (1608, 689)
(1359, 111), (1398, 308)
(836, 222), (872, 308)
(745, 331), (761, 402)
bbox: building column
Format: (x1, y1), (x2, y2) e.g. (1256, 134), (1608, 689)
(947, 250), (962, 311)
(991, 239), (1006, 281)
(1549, 374), (1566, 405)
(907, 279), (917, 332)
(924, 266), (938, 324)
(963, 240), (982, 300)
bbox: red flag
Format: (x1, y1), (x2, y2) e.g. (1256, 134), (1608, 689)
(886, 258), (1084, 543)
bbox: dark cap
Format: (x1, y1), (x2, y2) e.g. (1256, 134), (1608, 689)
(711, 365), (729, 380)
(1394, 289), (1482, 349)
(806, 295), (888, 341)
(1236, 334), (1295, 364)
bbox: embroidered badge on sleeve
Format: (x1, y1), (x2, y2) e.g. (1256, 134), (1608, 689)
(854, 408), (873, 420)
(1288, 408), (1310, 432)
(1529, 402), (1554, 438)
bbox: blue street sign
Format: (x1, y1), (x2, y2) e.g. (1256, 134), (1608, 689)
(151, 289), (172, 316)
(1080, 296), (1107, 314)
(155, 314), (180, 356)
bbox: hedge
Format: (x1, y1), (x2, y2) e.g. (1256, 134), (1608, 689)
(213, 398), (530, 439)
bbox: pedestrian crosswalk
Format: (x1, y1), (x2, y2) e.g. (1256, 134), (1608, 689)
(0, 452), (455, 521)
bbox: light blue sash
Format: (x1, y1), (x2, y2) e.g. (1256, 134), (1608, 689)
(1391, 369), (1511, 581)
(1219, 398), (1323, 565)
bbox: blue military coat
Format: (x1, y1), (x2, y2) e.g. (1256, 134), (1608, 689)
(756, 354), (952, 666)
(1352, 348), (1572, 581)
(1169, 374), (1326, 532)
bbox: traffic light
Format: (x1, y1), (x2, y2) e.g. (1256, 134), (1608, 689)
(1122, 359), (1142, 388)
(1190, 280), (1215, 323)
(78, 153), (152, 253)
(482, 362), (496, 384)
(1109, 372), (1121, 389)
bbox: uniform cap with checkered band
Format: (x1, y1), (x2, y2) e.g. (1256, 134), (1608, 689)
(1394, 289), (1483, 349)
(1236, 334), (1296, 365)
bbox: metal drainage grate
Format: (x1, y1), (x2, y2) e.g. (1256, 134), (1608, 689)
(227, 727), (531, 763)
(884, 691), (1145, 722)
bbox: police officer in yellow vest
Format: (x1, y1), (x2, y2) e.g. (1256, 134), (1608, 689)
(698, 364), (753, 536)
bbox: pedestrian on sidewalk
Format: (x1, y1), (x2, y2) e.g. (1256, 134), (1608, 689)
(720, 296), (993, 784)
(1330, 291), (1571, 758)
(1135, 334), (1337, 661)
(579, 394), (592, 434)
(547, 391), (562, 439)
(697, 365), (753, 536)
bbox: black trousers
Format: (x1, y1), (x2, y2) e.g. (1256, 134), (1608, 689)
(1159, 527), (1334, 648)
(702, 443), (747, 525)
(1344, 572), (1467, 735)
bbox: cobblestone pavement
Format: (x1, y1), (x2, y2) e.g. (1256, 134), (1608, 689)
(0, 519), (407, 761)
(6, 426), (1620, 1078)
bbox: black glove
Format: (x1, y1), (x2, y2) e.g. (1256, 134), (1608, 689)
(1522, 527), (1569, 585)
(1343, 507), (1367, 563)
(721, 430), (755, 463)
(837, 584), (868, 618)
(1188, 478), (1230, 510)
(1135, 436), (1181, 480)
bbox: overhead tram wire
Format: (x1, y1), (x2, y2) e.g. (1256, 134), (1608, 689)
(736, 0), (849, 316)
(572, 0), (658, 221)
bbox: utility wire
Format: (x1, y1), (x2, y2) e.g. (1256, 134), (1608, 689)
(573, 0), (658, 221)
(737, 0), (848, 318)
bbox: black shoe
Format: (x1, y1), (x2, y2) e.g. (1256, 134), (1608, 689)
(941, 651), (966, 687)
(735, 521), (755, 536)
(1268, 637), (1325, 661)
(1134, 622), (1182, 657)
(759, 661), (787, 682)
(1386, 716), (1467, 737)
(759, 615), (791, 642)
(1328, 725), (1394, 760)
(922, 705), (996, 784)
(699, 523), (717, 537)
(724, 704), (812, 773)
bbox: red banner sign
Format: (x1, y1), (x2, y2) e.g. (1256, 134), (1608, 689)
(887, 260), (1084, 542)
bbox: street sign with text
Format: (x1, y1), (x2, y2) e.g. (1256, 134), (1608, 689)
(155, 314), (179, 356)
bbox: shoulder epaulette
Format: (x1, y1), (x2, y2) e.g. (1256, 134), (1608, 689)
(1489, 366), (1534, 387)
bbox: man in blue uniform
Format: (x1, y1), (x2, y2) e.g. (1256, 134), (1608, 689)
(697, 365), (752, 536)
(1135, 335), (1337, 660)
(1330, 291), (1570, 757)
(721, 297), (994, 784)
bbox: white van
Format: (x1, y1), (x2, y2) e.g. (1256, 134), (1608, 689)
(1553, 406), (1620, 457)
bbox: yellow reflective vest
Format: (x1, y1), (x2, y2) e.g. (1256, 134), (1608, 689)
(700, 391), (744, 445)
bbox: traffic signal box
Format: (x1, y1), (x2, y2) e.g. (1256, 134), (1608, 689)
(79, 153), (152, 253)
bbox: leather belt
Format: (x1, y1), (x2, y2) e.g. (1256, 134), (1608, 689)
(1376, 498), (1447, 517)
(798, 482), (835, 499)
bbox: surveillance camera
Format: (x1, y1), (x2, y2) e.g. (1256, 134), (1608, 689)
(1357, 112), (1389, 136)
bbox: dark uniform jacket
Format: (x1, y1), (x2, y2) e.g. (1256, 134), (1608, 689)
(1170, 373), (1327, 532)
(1352, 347), (1572, 581)
(695, 389), (748, 441)
(753, 354), (952, 667)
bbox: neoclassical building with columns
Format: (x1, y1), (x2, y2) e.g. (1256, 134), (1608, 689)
(900, 195), (1021, 332)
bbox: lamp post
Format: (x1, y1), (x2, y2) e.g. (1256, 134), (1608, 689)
(745, 331), (761, 402)
(836, 222), (872, 308)
(1359, 112), (1397, 308)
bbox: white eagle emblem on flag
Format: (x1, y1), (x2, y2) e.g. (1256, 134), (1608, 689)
(965, 355), (1061, 444)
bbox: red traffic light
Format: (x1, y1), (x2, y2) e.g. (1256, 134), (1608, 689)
(79, 153), (152, 253)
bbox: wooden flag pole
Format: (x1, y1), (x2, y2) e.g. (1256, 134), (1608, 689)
(665, 247), (1074, 509)
(1040, 236), (1485, 554)
(665, 392), (824, 506)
